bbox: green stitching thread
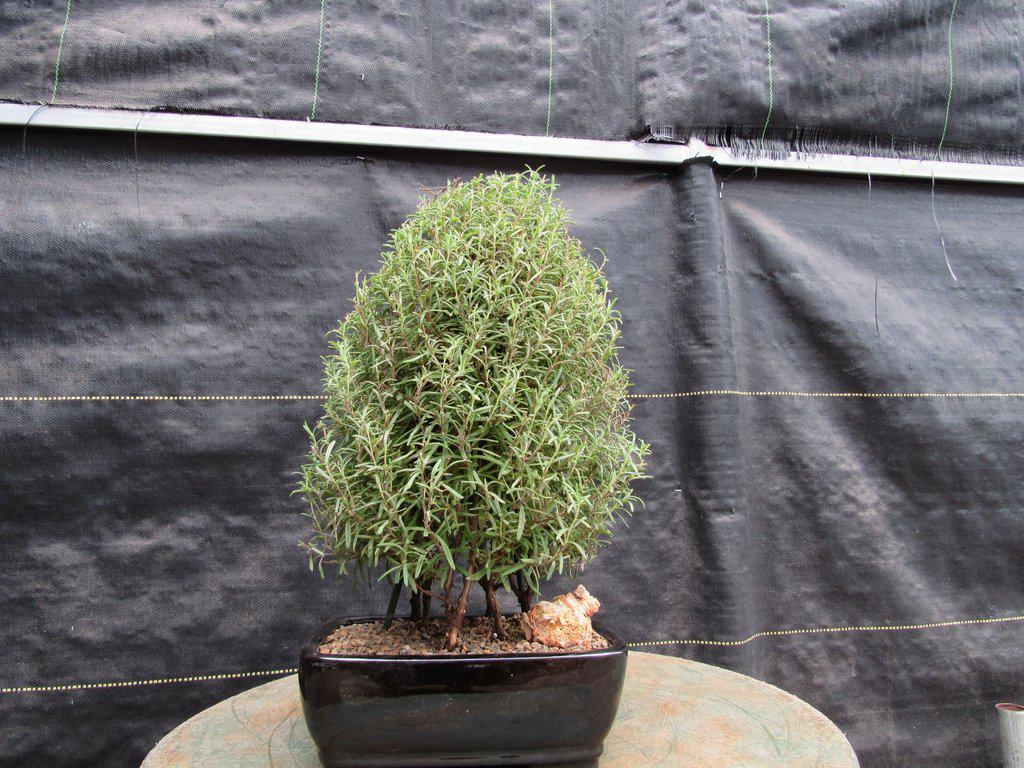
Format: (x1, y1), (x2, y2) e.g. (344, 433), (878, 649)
(546, 0), (554, 136)
(50, 0), (74, 104)
(935, 0), (959, 160)
(758, 0), (773, 153)
(310, 0), (328, 120)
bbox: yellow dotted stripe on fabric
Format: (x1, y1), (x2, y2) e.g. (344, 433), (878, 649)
(1, 668), (298, 694)
(4, 614), (1022, 693)
(3, 391), (1024, 403)
(629, 390), (1024, 399)
(629, 613), (1024, 648)
(0, 395), (323, 402)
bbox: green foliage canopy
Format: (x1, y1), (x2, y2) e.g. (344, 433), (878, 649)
(299, 170), (648, 600)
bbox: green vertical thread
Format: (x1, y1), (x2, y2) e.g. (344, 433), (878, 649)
(50, 0), (74, 104)
(310, 0), (328, 120)
(545, 0), (554, 136)
(935, 0), (958, 160)
(759, 0), (773, 153)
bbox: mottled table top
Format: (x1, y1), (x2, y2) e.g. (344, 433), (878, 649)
(142, 651), (858, 768)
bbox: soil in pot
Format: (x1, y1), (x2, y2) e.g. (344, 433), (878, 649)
(318, 614), (610, 656)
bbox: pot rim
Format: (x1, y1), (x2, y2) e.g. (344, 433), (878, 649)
(302, 615), (628, 663)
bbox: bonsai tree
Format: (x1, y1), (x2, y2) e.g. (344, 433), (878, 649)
(298, 170), (648, 650)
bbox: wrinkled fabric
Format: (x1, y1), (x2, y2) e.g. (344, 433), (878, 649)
(2, 1), (1024, 160)
(1, 128), (1024, 767)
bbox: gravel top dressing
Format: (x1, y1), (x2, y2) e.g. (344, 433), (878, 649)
(318, 615), (610, 656)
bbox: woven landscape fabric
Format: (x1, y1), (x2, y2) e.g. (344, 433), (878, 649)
(3, 0), (1024, 160)
(2, 127), (1023, 766)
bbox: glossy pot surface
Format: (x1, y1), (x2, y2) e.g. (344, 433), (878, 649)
(298, 616), (628, 767)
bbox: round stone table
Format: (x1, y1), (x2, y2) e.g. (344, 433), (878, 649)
(142, 651), (858, 768)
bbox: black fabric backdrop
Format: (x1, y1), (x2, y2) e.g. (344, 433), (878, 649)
(3, 0), (1024, 160)
(2, 126), (1023, 767)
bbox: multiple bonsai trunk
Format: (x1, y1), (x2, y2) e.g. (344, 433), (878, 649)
(388, 572), (535, 651)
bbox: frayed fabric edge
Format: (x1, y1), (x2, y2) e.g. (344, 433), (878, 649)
(644, 122), (1024, 168)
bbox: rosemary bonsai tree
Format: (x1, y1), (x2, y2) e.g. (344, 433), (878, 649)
(299, 170), (647, 650)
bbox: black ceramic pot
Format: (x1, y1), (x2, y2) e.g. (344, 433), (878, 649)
(298, 616), (628, 768)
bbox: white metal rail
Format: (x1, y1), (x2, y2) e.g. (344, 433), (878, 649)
(3, 103), (1024, 185)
